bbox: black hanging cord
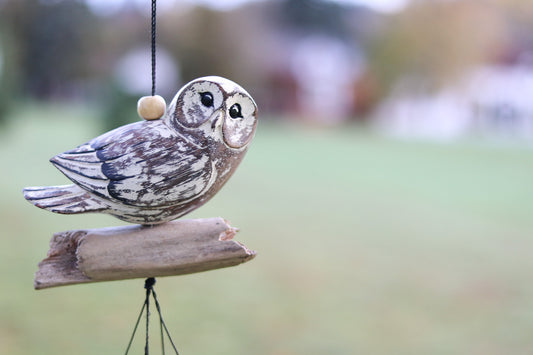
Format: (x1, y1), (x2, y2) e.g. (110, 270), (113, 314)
(124, 293), (147, 354)
(125, 278), (179, 355)
(153, 287), (180, 354)
(151, 0), (157, 96)
(145, 278), (154, 355)
(125, 4), (180, 353)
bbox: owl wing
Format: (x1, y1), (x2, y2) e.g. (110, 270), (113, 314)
(50, 120), (213, 207)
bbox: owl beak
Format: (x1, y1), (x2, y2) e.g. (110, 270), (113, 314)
(210, 109), (224, 130)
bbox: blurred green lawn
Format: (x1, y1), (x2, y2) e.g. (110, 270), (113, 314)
(1, 103), (533, 354)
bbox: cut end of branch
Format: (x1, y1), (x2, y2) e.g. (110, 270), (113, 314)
(34, 217), (256, 290)
(34, 230), (91, 289)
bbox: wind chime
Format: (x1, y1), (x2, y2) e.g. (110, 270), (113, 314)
(22, 1), (258, 353)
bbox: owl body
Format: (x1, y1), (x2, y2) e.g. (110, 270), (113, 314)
(23, 76), (257, 224)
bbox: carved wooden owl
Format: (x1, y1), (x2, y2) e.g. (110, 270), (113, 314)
(23, 76), (258, 224)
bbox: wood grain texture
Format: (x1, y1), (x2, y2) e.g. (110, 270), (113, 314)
(34, 217), (256, 290)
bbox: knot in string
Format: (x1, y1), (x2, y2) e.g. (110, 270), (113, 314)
(145, 277), (156, 291)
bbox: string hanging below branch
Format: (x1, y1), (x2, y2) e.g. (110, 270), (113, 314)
(124, 278), (180, 355)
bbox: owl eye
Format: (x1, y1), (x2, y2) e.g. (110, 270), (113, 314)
(173, 80), (223, 128)
(229, 104), (242, 119)
(200, 92), (214, 107)
(222, 94), (257, 149)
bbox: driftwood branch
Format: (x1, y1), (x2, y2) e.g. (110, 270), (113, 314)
(34, 217), (256, 290)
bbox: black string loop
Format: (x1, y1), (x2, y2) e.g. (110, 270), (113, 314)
(125, 278), (179, 355)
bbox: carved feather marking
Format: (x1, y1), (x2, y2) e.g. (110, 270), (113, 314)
(23, 184), (107, 213)
(51, 156), (107, 180)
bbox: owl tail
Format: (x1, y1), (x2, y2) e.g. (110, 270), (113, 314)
(22, 184), (107, 215)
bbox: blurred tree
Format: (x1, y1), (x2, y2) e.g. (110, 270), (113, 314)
(0, 30), (18, 124)
(99, 81), (138, 131)
(367, 0), (510, 98)
(159, 3), (276, 95)
(165, 6), (230, 80)
(1, 0), (98, 99)
(279, 0), (351, 38)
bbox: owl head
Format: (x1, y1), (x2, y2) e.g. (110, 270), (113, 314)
(166, 76), (258, 150)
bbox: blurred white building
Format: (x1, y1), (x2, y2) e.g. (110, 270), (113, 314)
(375, 61), (533, 141)
(289, 35), (364, 124)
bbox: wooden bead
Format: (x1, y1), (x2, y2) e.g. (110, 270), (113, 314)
(137, 95), (166, 120)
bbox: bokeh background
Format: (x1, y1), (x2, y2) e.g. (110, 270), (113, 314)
(1, 0), (533, 354)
